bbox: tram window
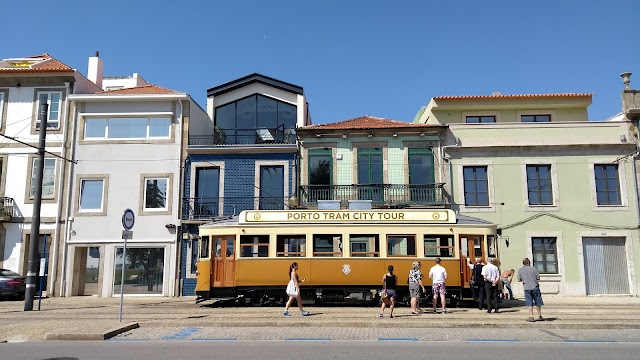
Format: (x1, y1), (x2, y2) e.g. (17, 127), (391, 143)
(240, 235), (269, 257)
(424, 235), (454, 257)
(387, 235), (416, 257)
(199, 235), (210, 258)
(277, 235), (306, 257)
(313, 234), (343, 257)
(487, 235), (496, 257)
(474, 237), (483, 257)
(350, 235), (379, 257)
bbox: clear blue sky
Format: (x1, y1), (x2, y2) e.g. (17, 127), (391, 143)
(3, 0), (638, 123)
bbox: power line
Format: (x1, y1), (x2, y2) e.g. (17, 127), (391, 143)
(0, 133), (76, 163)
(501, 212), (638, 231)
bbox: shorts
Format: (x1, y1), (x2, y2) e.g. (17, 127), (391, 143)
(409, 283), (421, 298)
(432, 282), (446, 295)
(385, 289), (397, 299)
(524, 288), (544, 307)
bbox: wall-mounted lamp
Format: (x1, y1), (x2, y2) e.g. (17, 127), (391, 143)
(342, 134), (347, 139)
(367, 134), (373, 138)
(419, 132), (426, 137)
(392, 133), (398, 137)
(165, 224), (176, 229)
(315, 134), (322, 138)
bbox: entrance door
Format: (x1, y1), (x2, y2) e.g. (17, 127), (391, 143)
(212, 235), (236, 288)
(583, 237), (630, 295)
(459, 235), (485, 286)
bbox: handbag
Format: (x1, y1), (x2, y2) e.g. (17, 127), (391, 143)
(286, 280), (299, 297)
(379, 289), (387, 298)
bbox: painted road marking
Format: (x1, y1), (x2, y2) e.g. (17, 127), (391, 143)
(161, 327), (201, 341)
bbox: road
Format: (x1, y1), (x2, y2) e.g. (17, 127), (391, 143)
(2, 341), (639, 360)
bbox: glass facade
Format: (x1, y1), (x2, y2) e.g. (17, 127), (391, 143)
(113, 247), (165, 295)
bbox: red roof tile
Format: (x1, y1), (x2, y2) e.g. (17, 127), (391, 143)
(97, 84), (182, 95)
(434, 93), (593, 100)
(0, 53), (74, 73)
(302, 116), (445, 130)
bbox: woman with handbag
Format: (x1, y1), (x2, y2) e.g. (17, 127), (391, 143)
(379, 265), (397, 318)
(283, 262), (310, 316)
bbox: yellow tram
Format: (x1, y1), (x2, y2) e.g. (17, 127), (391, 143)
(195, 208), (497, 305)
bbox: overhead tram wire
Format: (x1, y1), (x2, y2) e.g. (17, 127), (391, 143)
(0, 133), (76, 164)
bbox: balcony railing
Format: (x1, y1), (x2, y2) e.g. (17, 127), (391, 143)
(189, 126), (296, 146)
(0, 197), (14, 221)
(182, 197), (287, 220)
(299, 184), (447, 208)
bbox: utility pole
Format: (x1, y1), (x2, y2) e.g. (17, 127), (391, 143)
(24, 103), (48, 311)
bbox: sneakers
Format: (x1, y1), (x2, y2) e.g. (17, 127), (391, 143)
(526, 317), (535, 322)
(389, 314), (394, 318)
(538, 316), (544, 321)
(379, 313), (384, 318)
(301, 311), (310, 316)
(283, 311), (291, 317)
(442, 309), (447, 314)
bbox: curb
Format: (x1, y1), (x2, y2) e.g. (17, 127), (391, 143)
(45, 322), (139, 341)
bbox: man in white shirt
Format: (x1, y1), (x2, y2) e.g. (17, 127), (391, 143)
(481, 257), (500, 313)
(429, 257), (448, 314)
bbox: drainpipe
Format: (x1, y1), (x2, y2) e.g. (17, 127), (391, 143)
(59, 100), (79, 297)
(631, 119), (640, 226)
(50, 81), (72, 297)
(441, 136), (460, 211)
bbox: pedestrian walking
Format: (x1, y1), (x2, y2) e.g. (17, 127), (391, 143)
(408, 261), (426, 314)
(471, 258), (485, 309)
(429, 257), (448, 314)
(283, 262), (310, 316)
(481, 257), (500, 313)
(518, 257), (544, 322)
(500, 269), (515, 300)
(379, 265), (397, 318)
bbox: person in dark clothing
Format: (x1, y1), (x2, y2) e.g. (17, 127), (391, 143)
(379, 265), (397, 318)
(471, 258), (485, 310)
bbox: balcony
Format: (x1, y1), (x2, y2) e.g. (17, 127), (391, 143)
(181, 197), (287, 221)
(189, 126), (296, 147)
(299, 184), (447, 208)
(0, 197), (13, 221)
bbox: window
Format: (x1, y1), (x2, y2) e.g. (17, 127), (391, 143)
(194, 167), (220, 218)
(30, 158), (55, 198)
(521, 114), (551, 123)
(277, 235), (306, 257)
(357, 148), (383, 202)
(79, 179), (104, 211)
(594, 164), (621, 205)
(190, 239), (199, 273)
(526, 165), (553, 205)
(350, 235), (379, 257)
(199, 235), (210, 258)
(113, 247), (164, 295)
(532, 237), (558, 274)
(424, 235), (454, 257)
(240, 235), (269, 257)
(308, 149), (332, 201)
(144, 178), (168, 210)
(84, 117), (171, 140)
(466, 116), (496, 123)
(259, 165), (284, 210)
(36, 91), (61, 129)
(313, 234), (342, 257)
(409, 148), (435, 202)
(463, 166), (488, 206)
(214, 94), (297, 145)
(387, 235), (416, 257)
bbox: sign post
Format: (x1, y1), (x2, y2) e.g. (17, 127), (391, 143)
(38, 234), (47, 311)
(119, 209), (135, 322)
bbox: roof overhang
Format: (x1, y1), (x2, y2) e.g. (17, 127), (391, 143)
(207, 73), (303, 97)
(69, 94), (188, 102)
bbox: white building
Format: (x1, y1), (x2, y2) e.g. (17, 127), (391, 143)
(0, 54), (101, 296)
(65, 55), (210, 297)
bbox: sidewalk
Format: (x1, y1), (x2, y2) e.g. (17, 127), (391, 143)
(1, 295), (639, 342)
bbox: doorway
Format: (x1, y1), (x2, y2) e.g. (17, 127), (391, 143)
(583, 237), (630, 295)
(212, 235), (236, 288)
(70, 246), (102, 296)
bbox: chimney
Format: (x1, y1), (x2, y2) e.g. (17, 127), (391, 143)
(87, 51), (104, 89)
(492, 92), (502, 96)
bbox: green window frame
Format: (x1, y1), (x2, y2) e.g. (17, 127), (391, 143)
(408, 148), (435, 185)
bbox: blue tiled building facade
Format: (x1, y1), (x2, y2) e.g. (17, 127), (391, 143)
(180, 74), (310, 295)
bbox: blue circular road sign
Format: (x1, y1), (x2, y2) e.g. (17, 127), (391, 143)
(122, 208), (135, 230)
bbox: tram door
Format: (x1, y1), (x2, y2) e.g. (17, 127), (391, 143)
(459, 235), (486, 286)
(212, 235), (236, 288)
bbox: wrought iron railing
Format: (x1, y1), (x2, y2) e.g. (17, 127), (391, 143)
(189, 126), (296, 146)
(181, 197), (287, 220)
(0, 197), (13, 220)
(298, 183), (447, 207)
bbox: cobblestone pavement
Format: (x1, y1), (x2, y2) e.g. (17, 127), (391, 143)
(111, 326), (640, 342)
